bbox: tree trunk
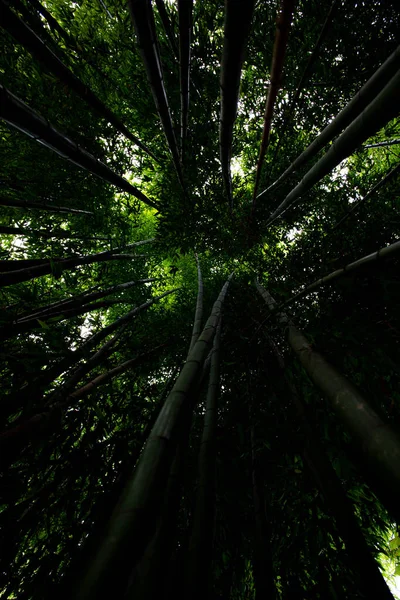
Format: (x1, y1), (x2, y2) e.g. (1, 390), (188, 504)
(154, 0), (179, 59)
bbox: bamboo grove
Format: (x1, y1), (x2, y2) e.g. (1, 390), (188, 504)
(0, 0), (399, 598)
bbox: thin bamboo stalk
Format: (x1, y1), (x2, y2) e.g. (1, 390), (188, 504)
(0, 1), (160, 162)
(273, 239), (400, 314)
(128, 0), (184, 188)
(0, 196), (93, 215)
(177, 0), (192, 160)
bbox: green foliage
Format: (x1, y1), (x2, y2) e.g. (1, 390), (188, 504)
(0, 0), (400, 598)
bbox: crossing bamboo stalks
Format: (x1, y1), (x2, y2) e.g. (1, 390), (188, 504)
(74, 274), (232, 600)
(0, 1), (160, 162)
(253, 0), (296, 203)
(3, 290), (177, 416)
(17, 278), (157, 322)
(0, 345), (166, 454)
(128, 0), (184, 188)
(219, 0), (256, 208)
(266, 69), (400, 225)
(0, 85), (159, 210)
(256, 281), (400, 521)
(258, 45), (400, 199)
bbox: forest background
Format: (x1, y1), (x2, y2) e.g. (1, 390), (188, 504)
(0, 0), (400, 598)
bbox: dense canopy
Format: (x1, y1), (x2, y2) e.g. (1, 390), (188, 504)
(0, 0), (400, 598)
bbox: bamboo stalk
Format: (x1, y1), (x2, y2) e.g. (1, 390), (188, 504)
(128, 0), (184, 188)
(253, 0), (296, 203)
(185, 318), (222, 599)
(256, 281), (400, 521)
(219, 0), (256, 208)
(273, 239), (400, 314)
(0, 252), (149, 288)
(0, 85), (159, 210)
(74, 274), (232, 600)
(258, 45), (400, 199)
(266, 69), (400, 225)
(0, 1), (160, 162)
(177, 0), (193, 160)
(0, 195), (93, 215)
(332, 163), (400, 229)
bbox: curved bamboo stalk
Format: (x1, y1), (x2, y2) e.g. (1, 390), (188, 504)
(74, 274), (232, 600)
(177, 0), (193, 160)
(185, 318), (222, 599)
(255, 281), (400, 521)
(0, 1), (160, 162)
(219, 0), (256, 208)
(266, 69), (400, 225)
(253, 0), (295, 203)
(128, 0), (184, 189)
(258, 44), (400, 199)
(0, 85), (159, 210)
(332, 162), (400, 230)
(0, 195), (93, 215)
